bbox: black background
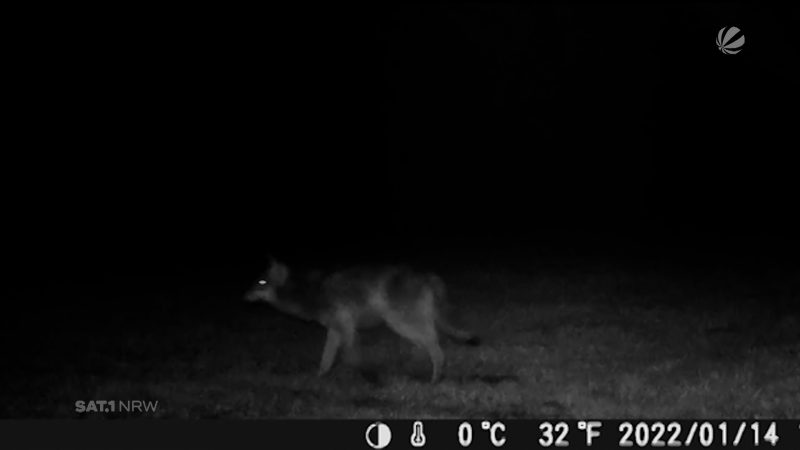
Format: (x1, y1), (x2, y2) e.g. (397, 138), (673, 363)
(4, 4), (798, 293)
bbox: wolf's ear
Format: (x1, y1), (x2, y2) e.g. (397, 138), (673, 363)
(268, 260), (290, 284)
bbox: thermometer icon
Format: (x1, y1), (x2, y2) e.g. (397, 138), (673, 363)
(410, 421), (426, 447)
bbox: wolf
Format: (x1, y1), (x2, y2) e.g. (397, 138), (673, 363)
(244, 259), (479, 383)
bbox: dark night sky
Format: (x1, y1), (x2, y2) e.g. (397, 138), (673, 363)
(5, 4), (798, 288)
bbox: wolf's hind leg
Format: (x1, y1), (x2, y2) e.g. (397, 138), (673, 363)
(385, 312), (445, 383)
(423, 335), (445, 383)
(341, 321), (361, 367)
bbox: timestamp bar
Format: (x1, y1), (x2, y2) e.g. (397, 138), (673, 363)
(1, 419), (798, 449)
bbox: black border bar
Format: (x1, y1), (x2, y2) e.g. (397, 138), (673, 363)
(1, 420), (799, 450)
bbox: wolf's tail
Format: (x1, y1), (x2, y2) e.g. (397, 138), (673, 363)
(429, 275), (481, 346)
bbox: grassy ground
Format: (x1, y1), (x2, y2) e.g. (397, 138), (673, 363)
(3, 263), (799, 419)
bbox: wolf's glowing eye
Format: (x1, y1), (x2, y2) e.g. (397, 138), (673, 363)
(258, 280), (267, 285)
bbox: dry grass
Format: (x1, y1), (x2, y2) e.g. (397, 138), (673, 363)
(3, 265), (799, 418)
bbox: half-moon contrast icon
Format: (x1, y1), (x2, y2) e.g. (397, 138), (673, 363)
(366, 421), (392, 449)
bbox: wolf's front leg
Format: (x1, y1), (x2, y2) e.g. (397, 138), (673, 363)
(318, 328), (342, 376)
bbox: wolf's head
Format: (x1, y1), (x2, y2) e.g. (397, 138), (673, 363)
(244, 259), (290, 304)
